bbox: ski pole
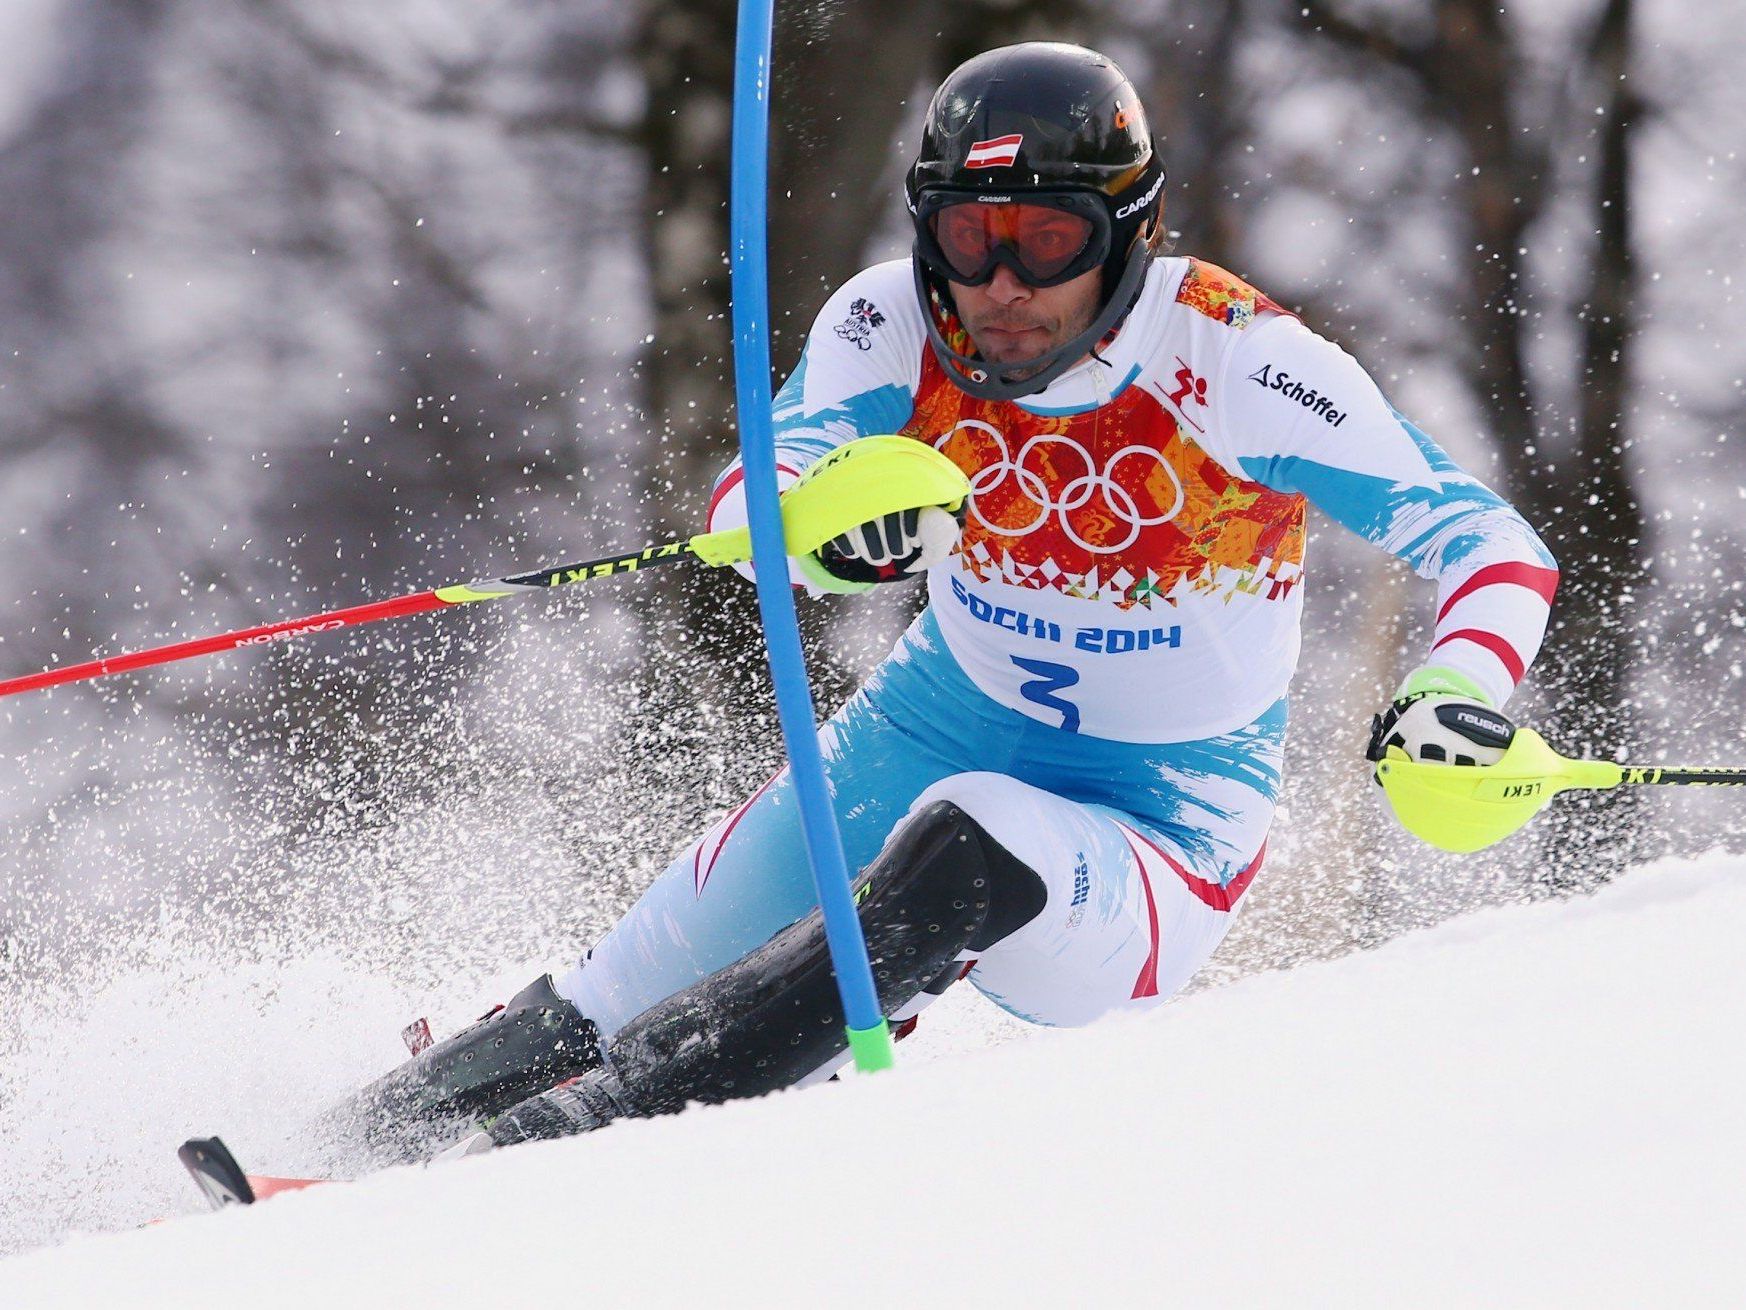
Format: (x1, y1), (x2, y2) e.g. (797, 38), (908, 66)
(1375, 727), (1746, 853)
(0, 540), (695, 701)
(1611, 766), (1746, 787)
(0, 435), (968, 702)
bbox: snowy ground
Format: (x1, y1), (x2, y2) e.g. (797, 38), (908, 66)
(5, 849), (1744, 1308)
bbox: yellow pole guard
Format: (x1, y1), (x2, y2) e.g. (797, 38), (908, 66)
(686, 435), (970, 569)
(1375, 728), (1626, 854)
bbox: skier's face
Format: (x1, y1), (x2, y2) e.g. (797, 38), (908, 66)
(949, 264), (1102, 373)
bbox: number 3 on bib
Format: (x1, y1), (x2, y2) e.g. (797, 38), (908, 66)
(1011, 656), (1081, 734)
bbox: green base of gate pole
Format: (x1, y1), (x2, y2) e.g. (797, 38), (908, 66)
(845, 1019), (896, 1073)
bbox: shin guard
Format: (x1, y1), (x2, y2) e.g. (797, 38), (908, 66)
(487, 801), (1045, 1146)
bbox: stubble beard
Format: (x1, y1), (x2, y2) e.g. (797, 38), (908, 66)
(958, 290), (1100, 382)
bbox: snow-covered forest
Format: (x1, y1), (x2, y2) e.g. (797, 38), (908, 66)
(2, 0), (1744, 1262)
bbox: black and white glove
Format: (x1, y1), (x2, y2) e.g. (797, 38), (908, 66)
(801, 505), (963, 593)
(1366, 666), (1516, 770)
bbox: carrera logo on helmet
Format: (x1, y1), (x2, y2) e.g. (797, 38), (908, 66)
(1114, 105), (1131, 130)
(1114, 172), (1164, 220)
(965, 134), (1023, 169)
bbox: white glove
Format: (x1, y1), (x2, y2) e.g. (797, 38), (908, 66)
(797, 505), (962, 594)
(1366, 666), (1516, 769)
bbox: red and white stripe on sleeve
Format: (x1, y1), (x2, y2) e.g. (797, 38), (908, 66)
(1427, 560), (1560, 707)
(706, 460), (806, 586)
(705, 461), (804, 535)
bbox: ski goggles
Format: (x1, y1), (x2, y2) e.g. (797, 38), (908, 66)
(912, 190), (1112, 289)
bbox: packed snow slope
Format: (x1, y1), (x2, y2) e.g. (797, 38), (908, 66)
(8, 850), (1745, 1309)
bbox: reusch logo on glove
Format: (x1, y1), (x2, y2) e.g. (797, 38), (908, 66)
(1435, 704), (1516, 749)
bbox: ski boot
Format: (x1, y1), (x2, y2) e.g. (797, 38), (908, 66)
(314, 973), (601, 1167)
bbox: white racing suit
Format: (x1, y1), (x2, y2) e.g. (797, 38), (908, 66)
(560, 256), (1558, 1039)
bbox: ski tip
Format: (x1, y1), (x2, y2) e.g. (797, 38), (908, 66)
(179, 1136), (257, 1209)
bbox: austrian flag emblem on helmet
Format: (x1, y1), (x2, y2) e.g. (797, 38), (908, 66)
(964, 134), (1023, 169)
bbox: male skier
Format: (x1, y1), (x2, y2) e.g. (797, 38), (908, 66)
(326, 41), (1558, 1163)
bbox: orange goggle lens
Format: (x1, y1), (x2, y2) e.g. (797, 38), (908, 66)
(929, 203), (1097, 283)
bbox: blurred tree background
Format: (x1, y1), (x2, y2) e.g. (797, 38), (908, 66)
(2, 0), (1743, 994)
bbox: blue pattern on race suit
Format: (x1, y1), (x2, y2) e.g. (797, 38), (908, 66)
(558, 610), (1285, 1038)
(1238, 408), (1557, 575)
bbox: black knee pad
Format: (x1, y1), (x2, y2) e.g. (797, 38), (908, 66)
(846, 797), (1049, 965)
(542, 801), (1047, 1133)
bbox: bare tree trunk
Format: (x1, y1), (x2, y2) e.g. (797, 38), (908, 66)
(1425, 0), (1548, 478)
(631, 1), (1094, 726)
(1298, 0), (1549, 472)
(767, 0), (941, 362)
(0, 0), (180, 604)
(1293, 0), (1648, 886)
(631, 0), (796, 734)
(1534, 0), (1650, 886)
(1126, 0), (1248, 269)
(635, 0), (739, 543)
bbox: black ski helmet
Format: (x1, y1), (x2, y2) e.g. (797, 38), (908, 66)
(906, 42), (1166, 401)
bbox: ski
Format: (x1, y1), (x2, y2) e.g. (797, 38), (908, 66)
(178, 1136), (329, 1211)
(178, 1137), (254, 1208)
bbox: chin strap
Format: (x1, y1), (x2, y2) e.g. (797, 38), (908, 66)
(912, 236), (1153, 403)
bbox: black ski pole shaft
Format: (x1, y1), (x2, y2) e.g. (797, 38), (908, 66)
(1617, 766), (1746, 788)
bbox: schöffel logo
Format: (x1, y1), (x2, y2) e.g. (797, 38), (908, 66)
(1246, 364), (1347, 427)
(965, 134), (1023, 169)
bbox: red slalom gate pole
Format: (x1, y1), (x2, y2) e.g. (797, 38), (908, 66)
(0, 540), (697, 702)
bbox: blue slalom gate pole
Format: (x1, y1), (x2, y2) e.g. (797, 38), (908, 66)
(727, 0), (895, 1072)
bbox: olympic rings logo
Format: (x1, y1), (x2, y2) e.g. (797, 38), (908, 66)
(935, 420), (1184, 555)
